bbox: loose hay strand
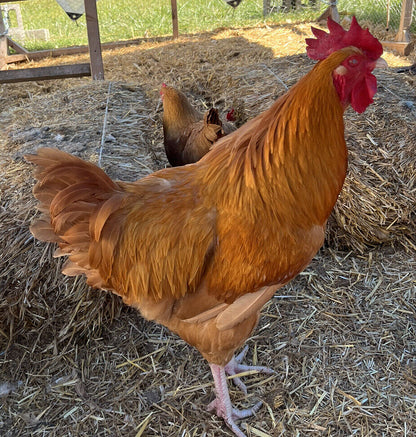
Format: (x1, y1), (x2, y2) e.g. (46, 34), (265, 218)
(98, 81), (113, 168)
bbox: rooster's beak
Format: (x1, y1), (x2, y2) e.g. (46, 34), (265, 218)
(374, 58), (388, 69)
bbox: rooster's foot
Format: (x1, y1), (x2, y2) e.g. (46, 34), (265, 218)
(209, 363), (263, 437)
(225, 345), (275, 394)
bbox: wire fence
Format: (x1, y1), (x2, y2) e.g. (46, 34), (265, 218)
(337, 0), (412, 31)
(267, 1), (415, 32)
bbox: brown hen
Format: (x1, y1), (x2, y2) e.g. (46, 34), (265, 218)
(160, 84), (235, 166)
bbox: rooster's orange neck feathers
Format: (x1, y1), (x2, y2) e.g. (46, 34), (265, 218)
(199, 49), (357, 226)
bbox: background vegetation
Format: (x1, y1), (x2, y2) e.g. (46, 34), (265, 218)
(2, 0), (314, 50)
(3, 0), (407, 51)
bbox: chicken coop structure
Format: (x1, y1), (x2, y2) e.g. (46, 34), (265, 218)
(382, 0), (414, 55)
(0, 0), (182, 83)
(263, 0), (415, 55)
(0, 0), (103, 82)
(1, 0), (414, 83)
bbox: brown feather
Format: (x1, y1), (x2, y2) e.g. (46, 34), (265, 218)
(215, 285), (280, 331)
(30, 219), (60, 242)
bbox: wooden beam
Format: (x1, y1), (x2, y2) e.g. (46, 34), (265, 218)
(0, 7), (7, 69)
(2, 53), (26, 63)
(25, 46), (90, 61)
(382, 40), (414, 56)
(0, 63), (91, 83)
(5, 34), (174, 63)
(4, 34), (174, 64)
(84, 0), (104, 80)
(7, 37), (28, 54)
(171, 0), (178, 39)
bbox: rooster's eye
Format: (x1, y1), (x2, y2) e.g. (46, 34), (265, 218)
(348, 57), (359, 67)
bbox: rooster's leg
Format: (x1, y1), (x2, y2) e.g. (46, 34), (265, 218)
(208, 363), (262, 437)
(225, 345), (275, 394)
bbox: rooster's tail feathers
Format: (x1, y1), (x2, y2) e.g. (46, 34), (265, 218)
(25, 148), (125, 289)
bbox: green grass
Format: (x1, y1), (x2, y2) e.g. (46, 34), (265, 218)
(7, 0), (320, 51)
(4, 0), (406, 51)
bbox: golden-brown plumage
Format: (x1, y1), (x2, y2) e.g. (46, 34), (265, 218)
(160, 84), (235, 166)
(26, 40), (385, 436)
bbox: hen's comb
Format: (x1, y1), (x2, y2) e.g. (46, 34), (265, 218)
(306, 17), (383, 61)
(226, 108), (235, 122)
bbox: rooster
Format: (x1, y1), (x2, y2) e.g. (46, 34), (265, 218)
(160, 84), (235, 166)
(25, 18), (386, 437)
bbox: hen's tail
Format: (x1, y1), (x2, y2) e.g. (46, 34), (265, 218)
(205, 108), (236, 137)
(205, 108), (222, 127)
(25, 147), (125, 288)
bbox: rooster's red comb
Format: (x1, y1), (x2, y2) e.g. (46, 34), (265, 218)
(306, 17), (383, 61)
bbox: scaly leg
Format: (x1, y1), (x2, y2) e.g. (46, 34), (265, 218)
(225, 345), (275, 394)
(208, 363), (263, 437)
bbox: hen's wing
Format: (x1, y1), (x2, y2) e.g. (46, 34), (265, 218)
(26, 148), (217, 307)
(181, 108), (224, 163)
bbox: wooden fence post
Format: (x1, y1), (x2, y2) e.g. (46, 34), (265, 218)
(84, 0), (104, 80)
(382, 0), (414, 55)
(0, 7), (7, 69)
(395, 0), (413, 42)
(263, 0), (271, 16)
(171, 0), (179, 39)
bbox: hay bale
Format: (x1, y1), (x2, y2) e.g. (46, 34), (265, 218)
(0, 81), (164, 339)
(329, 70), (416, 252)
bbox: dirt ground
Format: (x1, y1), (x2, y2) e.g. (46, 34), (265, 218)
(0, 23), (415, 436)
